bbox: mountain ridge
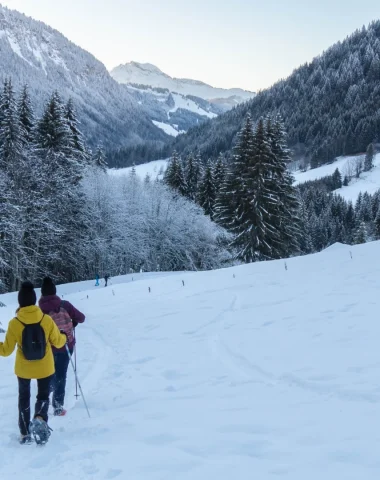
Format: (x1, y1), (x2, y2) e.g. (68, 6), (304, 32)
(0, 4), (169, 149)
(111, 61), (255, 102)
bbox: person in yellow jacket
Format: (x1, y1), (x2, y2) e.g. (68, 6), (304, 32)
(0, 281), (66, 444)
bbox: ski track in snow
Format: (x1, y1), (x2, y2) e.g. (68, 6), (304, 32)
(2, 244), (380, 478)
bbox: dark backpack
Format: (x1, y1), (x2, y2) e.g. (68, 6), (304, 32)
(17, 316), (46, 361)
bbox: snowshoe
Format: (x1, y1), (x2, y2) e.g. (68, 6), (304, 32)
(29, 417), (52, 445)
(19, 434), (33, 445)
(54, 408), (67, 417)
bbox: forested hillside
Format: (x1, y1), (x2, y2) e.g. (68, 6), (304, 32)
(170, 21), (380, 168)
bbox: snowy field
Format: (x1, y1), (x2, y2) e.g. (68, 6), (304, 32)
(294, 153), (380, 201)
(2, 242), (380, 479)
(108, 159), (168, 180)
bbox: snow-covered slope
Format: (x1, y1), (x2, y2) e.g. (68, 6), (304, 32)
(294, 153), (380, 201)
(2, 242), (380, 479)
(111, 62), (255, 136)
(0, 5), (169, 148)
(108, 159), (168, 179)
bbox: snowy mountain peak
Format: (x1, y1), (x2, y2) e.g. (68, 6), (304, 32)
(129, 61), (168, 76)
(110, 61), (255, 102)
(110, 61), (256, 137)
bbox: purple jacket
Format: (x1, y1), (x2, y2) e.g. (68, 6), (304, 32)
(39, 295), (85, 352)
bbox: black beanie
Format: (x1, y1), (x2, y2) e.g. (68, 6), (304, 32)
(18, 281), (37, 308)
(41, 277), (56, 296)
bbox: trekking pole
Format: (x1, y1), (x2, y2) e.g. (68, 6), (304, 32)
(73, 330), (80, 399)
(65, 344), (91, 418)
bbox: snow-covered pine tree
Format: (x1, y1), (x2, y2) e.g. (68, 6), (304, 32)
(374, 207), (380, 239)
(298, 196), (314, 253)
(144, 173), (151, 185)
(331, 168), (343, 189)
(213, 153), (227, 195)
(93, 144), (108, 172)
(65, 98), (88, 164)
(232, 117), (279, 262)
(17, 85), (35, 145)
(0, 79), (23, 173)
(183, 154), (197, 200)
(214, 117), (252, 234)
(268, 116), (301, 257)
(354, 221), (368, 244)
(358, 192), (373, 222)
(214, 166), (241, 231)
(35, 91), (85, 281)
(164, 151), (187, 196)
(364, 143), (375, 172)
(14, 85), (51, 285)
(198, 162), (216, 219)
(0, 79), (36, 290)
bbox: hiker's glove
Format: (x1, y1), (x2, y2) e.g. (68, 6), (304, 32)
(60, 330), (68, 343)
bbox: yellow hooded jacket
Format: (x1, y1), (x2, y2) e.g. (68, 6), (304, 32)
(0, 305), (66, 379)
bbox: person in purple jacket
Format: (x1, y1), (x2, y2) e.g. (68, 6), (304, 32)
(39, 277), (85, 416)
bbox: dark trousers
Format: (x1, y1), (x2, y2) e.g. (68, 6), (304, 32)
(51, 350), (72, 411)
(18, 375), (52, 436)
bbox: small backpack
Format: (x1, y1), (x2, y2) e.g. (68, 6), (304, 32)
(49, 302), (74, 345)
(17, 315), (46, 361)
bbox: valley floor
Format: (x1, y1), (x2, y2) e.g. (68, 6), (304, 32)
(1, 242), (380, 479)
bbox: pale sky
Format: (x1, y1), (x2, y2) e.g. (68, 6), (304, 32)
(1, 0), (379, 91)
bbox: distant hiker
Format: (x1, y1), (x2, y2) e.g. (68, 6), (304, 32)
(39, 277), (85, 417)
(95, 274), (100, 286)
(104, 274), (110, 287)
(0, 281), (67, 444)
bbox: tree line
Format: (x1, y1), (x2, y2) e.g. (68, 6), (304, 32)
(164, 116), (380, 262)
(0, 80), (229, 293)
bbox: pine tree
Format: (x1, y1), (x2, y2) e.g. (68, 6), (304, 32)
(214, 116), (253, 241)
(93, 144), (108, 172)
(268, 117), (301, 257)
(354, 221), (367, 244)
(129, 164), (137, 180)
(65, 98), (88, 163)
(231, 117), (277, 262)
(364, 143), (375, 172)
(184, 154), (199, 200)
(214, 166), (243, 231)
(35, 91), (84, 281)
(17, 85), (35, 145)
(0, 80), (43, 290)
(374, 207), (380, 240)
(198, 162), (216, 219)
(164, 151), (187, 196)
(36, 91), (73, 155)
(0, 79), (23, 172)
(345, 202), (356, 243)
(298, 197), (314, 253)
(213, 153), (227, 194)
(144, 173), (151, 185)
(332, 168), (342, 189)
